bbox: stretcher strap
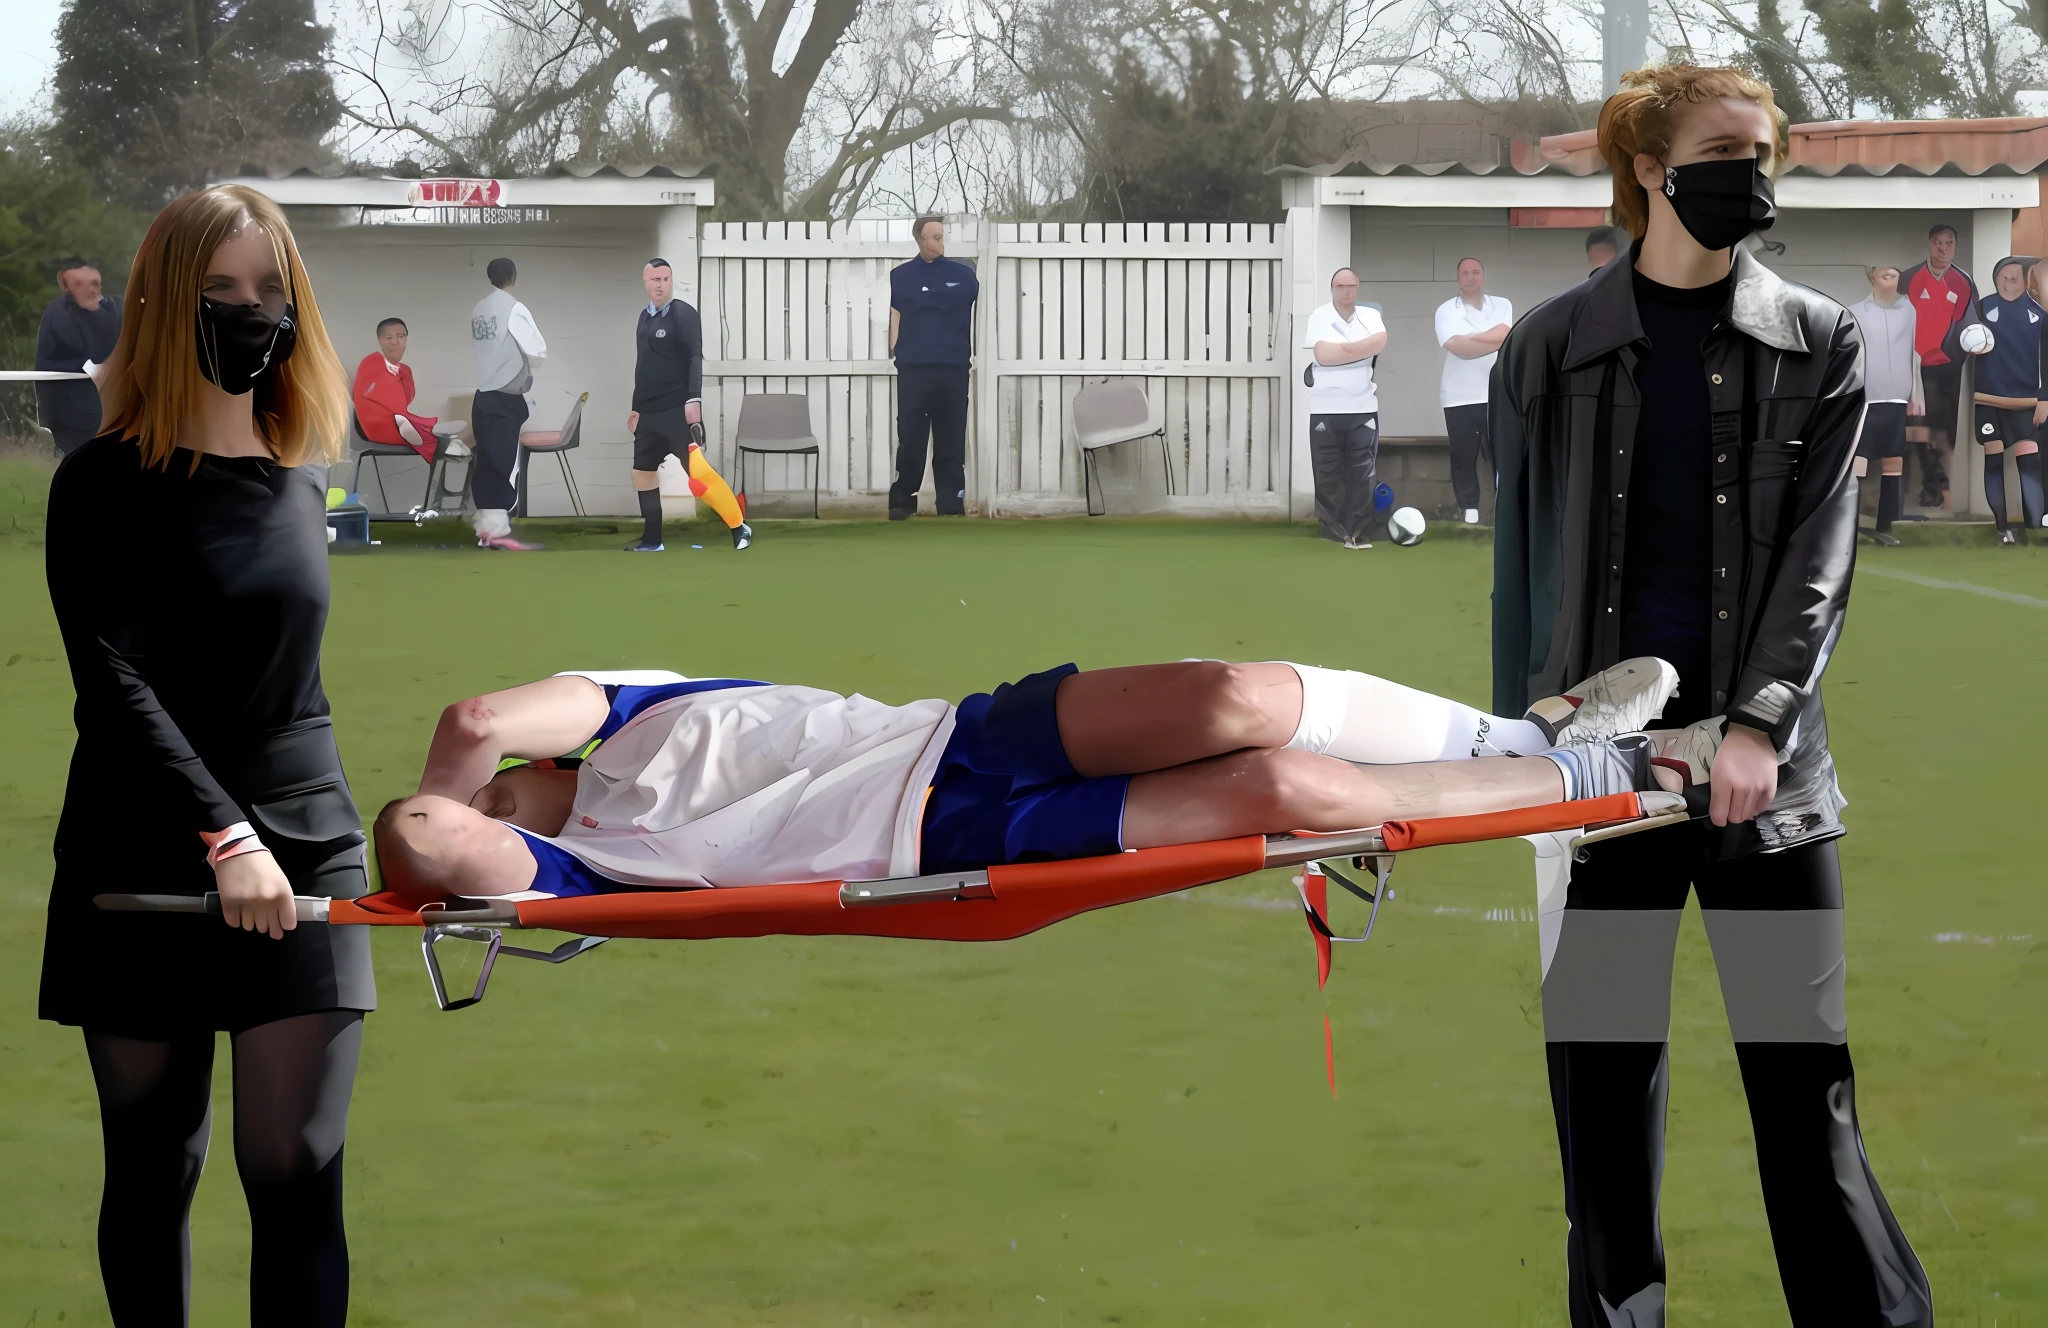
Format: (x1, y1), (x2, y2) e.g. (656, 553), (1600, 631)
(1379, 792), (1642, 851)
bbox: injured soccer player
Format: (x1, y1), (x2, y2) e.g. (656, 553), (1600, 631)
(374, 659), (1704, 900)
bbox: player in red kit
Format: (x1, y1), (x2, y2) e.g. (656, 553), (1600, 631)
(1899, 223), (1989, 507)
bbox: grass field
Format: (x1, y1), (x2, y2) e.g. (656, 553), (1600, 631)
(1, 462), (2044, 1326)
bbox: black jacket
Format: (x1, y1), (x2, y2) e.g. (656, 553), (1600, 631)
(633, 300), (702, 412)
(35, 293), (121, 433)
(1490, 245), (1863, 854)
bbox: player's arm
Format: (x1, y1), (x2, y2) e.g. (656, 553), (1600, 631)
(417, 675), (611, 803)
(1908, 349), (1924, 415)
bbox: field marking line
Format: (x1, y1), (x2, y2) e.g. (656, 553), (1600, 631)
(1858, 563), (2048, 610)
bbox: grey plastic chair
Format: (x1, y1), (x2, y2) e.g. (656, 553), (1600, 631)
(733, 393), (821, 519)
(1072, 380), (1172, 516)
(349, 412), (442, 522)
(515, 392), (588, 517)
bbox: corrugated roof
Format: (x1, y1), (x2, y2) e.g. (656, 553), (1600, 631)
(1276, 117), (2048, 179)
(234, 161), (712, 181)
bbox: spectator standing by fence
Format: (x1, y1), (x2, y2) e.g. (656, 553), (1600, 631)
(888, 217), (977, 520)
(1973, 256), (2047, 542)
(36, 259), (121, 455)
(1434, 257), (1511, 524)
(1302, 268), (1387, 548)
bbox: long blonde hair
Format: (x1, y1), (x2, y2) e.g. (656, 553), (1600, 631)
(97, 185), (346, 468)
(1597, 63), (1788, 240)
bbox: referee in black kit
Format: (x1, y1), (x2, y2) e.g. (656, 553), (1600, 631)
(625, 258), (752, 551)
(888, 216), (978, 519)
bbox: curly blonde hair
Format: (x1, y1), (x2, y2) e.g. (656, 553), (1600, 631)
(1596, 63), (1787, 240)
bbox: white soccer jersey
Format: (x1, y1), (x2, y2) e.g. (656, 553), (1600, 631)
(552, 677), (957, 888)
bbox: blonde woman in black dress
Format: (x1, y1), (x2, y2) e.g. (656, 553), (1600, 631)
(41, 185), (372, 1326)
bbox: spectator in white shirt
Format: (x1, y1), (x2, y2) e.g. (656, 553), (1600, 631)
(1434, 257), (1513, 524)
(1302, 267), (1388, 548)
(469, 257), (550, 550)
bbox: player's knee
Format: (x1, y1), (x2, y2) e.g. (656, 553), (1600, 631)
(1195, 662), (1283, 745)
(1984, 440), (2005, 455)
(2014, 440), (2039, 457)
(1243, 749), (1340, 825)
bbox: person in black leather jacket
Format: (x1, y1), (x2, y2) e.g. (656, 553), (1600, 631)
(1489, 63), (1931, 1327)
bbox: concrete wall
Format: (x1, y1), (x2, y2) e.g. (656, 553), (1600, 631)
(1347, 208), (1590, 438)
(1347, 203), (2016, 518)
(287, 206), (661, 517)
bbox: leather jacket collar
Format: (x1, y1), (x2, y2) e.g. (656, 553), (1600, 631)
(1564, 243), (1808, 372)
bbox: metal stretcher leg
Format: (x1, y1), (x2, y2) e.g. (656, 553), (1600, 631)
(421, 925), (609, 1011)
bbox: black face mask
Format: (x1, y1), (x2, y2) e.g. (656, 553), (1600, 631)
(196, 296), (297, 395)
(1662, 158), (1776, 252)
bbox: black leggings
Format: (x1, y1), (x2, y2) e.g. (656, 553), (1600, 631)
(83, 1010), (362, 1327)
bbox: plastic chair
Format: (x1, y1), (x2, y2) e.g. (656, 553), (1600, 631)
(514, 392), (588, 518)
(350, 413), (443, 522)
(732, 394), (821, 519)
(1072, 381), (1172, 516)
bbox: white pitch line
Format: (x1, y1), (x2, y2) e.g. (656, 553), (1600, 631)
(1858, 563), (2048, 610)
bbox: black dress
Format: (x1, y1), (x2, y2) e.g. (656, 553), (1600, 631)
(40, 437), (375, 1035)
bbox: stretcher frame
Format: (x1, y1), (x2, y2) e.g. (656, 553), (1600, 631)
(97, 791), (1689, 1011)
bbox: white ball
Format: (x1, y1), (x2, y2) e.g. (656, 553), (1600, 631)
(1388, 506), (1427, 546)
(1960, 323), (1995, 355)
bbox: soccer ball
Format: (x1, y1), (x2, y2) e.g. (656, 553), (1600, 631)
(1388, 506), (1427, 546)
(1960, 323), (1995, 355)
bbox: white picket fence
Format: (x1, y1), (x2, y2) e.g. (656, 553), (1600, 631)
(693, 220), (1290, 516)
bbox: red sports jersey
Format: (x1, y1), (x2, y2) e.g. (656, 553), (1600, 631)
(1902, 262), (1977, 366)
(351, 353), (440, 459)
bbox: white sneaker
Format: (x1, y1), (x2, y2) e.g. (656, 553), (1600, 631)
(1463, 508), (1479, 524)
(1525, 657), (1680, 744)
(1645, 716), (1727, 787)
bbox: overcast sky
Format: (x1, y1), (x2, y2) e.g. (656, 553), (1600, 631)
(0, 0), (62, 118)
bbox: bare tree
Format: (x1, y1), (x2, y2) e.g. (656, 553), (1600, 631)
(330, 0), (1020, 216)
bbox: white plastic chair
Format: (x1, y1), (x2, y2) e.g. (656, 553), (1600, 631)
(1072, 381), (1172, 516)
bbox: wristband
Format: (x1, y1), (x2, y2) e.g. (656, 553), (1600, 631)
(201, 821), (267, 868)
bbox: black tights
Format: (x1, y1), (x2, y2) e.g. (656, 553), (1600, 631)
(83, 1011), (362, 1327)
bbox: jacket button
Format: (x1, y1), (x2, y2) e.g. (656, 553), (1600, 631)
(1718, 610), (1729, 619)
(1711, 373), (1723, 384)
(1716, 493), (1728, 504)
(1718, 453), (1728, 462)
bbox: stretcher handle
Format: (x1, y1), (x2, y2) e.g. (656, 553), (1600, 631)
(95, 892), (334, 923)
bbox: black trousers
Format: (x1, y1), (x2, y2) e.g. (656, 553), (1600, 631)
(84, 1011), (362, 1327)
(469, 389), (529, 512)
(1443, 402), (1490, 512)
(891, 364), (969, 516)
(1309, 411), (1379, 542)
(1538, 824), (1930, 1326)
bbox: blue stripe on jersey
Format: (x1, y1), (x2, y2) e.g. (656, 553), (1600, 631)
(1976, 294), (2046, 399)
(593, 678), (769, 742)
(507, 825), (637, 898)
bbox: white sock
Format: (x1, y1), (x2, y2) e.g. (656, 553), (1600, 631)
(473, 508), (510, 539)
(1542, 736), (1653, 801)
(1280, 662), (1554, 764)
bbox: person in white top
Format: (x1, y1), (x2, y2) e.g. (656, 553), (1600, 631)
(1301, 268), (1389, 547)
(371, 656), (1691, 899)
(1847, 265), (1923, 544)
(469, 257), (549, 550)
(1433, 257), (1513, 524)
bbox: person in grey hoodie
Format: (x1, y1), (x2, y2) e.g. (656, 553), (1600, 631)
(1847, 264), (1922, 543)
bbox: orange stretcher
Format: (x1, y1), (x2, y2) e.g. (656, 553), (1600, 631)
(96, 791), (1689, 1011)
